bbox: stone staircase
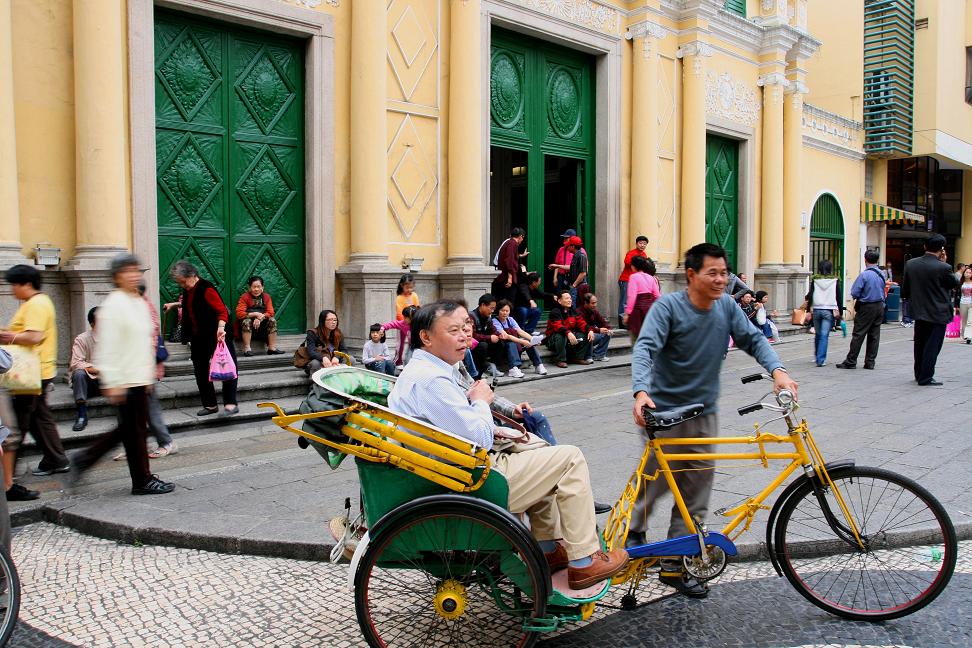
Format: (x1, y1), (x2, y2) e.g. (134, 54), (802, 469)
(23, 321), (807, 454)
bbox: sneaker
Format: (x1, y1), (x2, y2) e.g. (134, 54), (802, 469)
(596, 356), (610, 362)
(31, 462), (71, 477)
(132, 476), (175, 495)
(534, 363), (548, 376)
(507, 366), (524, 378)
(659, 570), (709, 599)
(5, 484), (40, 501)
(567, 549), (630, 589)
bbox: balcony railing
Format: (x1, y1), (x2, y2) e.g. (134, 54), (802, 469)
(863, 0), (915, 157)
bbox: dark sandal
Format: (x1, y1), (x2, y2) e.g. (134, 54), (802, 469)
(197, 407), (218, 416)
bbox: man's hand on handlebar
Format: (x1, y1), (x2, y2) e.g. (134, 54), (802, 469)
(772, 369), (798, 401)
(633, 391), (656, 427)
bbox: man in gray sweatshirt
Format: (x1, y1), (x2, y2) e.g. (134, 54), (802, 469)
(630, 242), (798, 598)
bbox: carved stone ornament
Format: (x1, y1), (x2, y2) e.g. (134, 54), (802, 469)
(290, 0), (338, 7)
(511, 0), (623, 35)
(626, 21), (666, 59)
(704, 71), (761, 127)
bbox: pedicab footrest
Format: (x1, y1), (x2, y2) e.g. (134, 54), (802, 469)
(625, 532), (737, 560)
(260, 366), (493, 493)
(520, 616), (562, 633)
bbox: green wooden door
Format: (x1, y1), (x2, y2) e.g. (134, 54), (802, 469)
(154, 11), (305, 332)
(489, 30), (595, 284)
(705, 135), (739, 271)
(810, 193), (845, 281)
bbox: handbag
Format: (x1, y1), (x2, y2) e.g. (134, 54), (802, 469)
(293, 343), (312, 369)
(0, 345), (42, 394)
(155, 335), (169, 363)
(791, 307), (809, 326)
(208, 340), (237, 381)
(945, 314), (962, 338)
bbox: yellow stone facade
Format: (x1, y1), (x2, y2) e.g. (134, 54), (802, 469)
(7, 0), (967, 349)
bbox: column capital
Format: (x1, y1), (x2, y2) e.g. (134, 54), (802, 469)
(784, 80), (809, 95)
(626, 21), (667, 59)
(757, 72), (790, 88)
(676, 41), (714, 60)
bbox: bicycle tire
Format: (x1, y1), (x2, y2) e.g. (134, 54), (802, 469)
(774, 465), (956, 621)
(0, 545), (20, 647)
(354, 498), (548, 648)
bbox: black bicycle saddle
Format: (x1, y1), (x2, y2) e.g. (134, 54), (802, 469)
(643, 403), (705, 431)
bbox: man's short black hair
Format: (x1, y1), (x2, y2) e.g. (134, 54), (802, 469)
(511, 227), (526, 238)
(864, 249), (880, 264)
(5, 264), (40, 289)
(754, 290), (768, 302)
(554, 288), (572, 300)
(478, 293), (496, 306)
(635, 235), (649, 244)
(411, 300), (464, 349)
(925, 234), (947, 252)
(524, 272), (540, 284)
(582, 292), (597, 305)
(684, 243), (727, 273)
(87, 307), (97, 326)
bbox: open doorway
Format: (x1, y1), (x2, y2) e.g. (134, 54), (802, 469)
(489, 147), (528, 261)
(542, 155), (583, 290)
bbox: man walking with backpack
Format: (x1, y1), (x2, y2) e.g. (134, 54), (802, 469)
(836, 249), (887, 370)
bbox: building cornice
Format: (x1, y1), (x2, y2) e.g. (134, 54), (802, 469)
(803, 135), (867, 161)
(677, 41), (715, 59)
(757, 72), (790, 88)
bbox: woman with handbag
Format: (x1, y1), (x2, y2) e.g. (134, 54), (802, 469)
(167, 260), (239, 417)
(623, 256), (661, 343)
(298, 310), (352, 376)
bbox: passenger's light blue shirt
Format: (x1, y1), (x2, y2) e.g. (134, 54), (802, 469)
(388, 349), (495, 450)
(632, 291), (785, 414)
(850, 265), (887, 303)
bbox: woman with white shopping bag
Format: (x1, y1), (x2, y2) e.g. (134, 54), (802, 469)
(167, 260), (239, 417)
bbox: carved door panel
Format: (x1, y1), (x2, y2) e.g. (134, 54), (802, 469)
(154, 12), (305, 333)
(705, 135), (739, 272)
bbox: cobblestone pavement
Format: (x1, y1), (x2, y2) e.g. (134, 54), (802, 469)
(7, 524), (971, 647)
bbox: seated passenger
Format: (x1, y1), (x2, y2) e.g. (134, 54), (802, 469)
(236, 275), (283, 357)
(303, 309), (351, 375)
(388, 300), (628, 589)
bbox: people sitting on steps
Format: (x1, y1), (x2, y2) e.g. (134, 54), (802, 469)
(235, 275), (284, 357)
(578, 293), (612, 362)
(388, 300), (628, 589)
(69, 307), (99, 432)
(544, 290), (594, 368)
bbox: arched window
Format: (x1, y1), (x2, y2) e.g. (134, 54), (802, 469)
(810, 194), (845, 280)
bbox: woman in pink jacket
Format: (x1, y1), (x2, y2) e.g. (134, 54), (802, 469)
(380, 305), (418, 369)
(623, 256), (661, 342)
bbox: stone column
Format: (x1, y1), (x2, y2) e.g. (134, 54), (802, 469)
(0, 3), (27, 268)
(337, 0), (397, 348)
(629, 22), (666, 260)
(782, 80), (810, 307)
(63, 1), (130, 336)
(956, 172), (972, 265)
(754, 71), (788, 306)
(439, 0), (495, 303)
(676, 41), (713, 259)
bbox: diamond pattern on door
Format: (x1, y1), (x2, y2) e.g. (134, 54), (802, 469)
(705, 135), (739, 271)
(158, 135), (222, 227)
(235, 48), (296, 134)
(236, 147), (297, 234)
(238, 244), (298, 316)
(156, 30), (222, 121)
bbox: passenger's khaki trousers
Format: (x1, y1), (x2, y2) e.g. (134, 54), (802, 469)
(492, 444), (600, 560)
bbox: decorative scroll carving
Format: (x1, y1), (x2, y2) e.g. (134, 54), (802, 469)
(704, 71), (761, 126)
(509, 0), (623, 35)
(626, 21), (666, 59)
(676, 42), (714, 77)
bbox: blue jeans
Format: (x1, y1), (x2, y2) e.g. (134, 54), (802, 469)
(592, 332), (611, 359)
(618, 280), (628, 321)
(514, 306), (542, 334)
(366, 359), (396, 375)
(504, 340), (541, 368)
(812, 310), (834, 366)
(463, 349), (479, 378)
(523, 409), (557, 445)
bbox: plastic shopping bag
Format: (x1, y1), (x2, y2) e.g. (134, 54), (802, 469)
(208, 340), (238, 381)
(0, 345), (41, 394)
(945, 315), (962, 339)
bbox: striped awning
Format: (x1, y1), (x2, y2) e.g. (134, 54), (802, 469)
(860, 201), (926, 225)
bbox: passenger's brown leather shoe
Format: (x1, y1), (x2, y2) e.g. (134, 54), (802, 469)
(567, 549), (629, 589)
(544, 544), (568, 572)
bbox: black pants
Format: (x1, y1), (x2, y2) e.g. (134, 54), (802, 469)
(190, 337), (239, 408)
(12, 379), (67, 469)
(76, 386), (152, 489)
(471, 343), (491, 376)
(913, 319), (946, 385)
(842, 301), (883, 368)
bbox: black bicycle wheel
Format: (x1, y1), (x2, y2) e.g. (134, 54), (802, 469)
(774, 465), (956, 621)
(0, 545), (20, 647)
(354, 497), (548, 648)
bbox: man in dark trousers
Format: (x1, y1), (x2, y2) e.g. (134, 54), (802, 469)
(836, 249), (887, 370)
(491, 228), (525, 304)
(901, 235), (958, 386)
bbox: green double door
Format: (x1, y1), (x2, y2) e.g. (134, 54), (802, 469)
(154, 11), (305, 332)
(489, 29), (595, 287)
(705, 135), (739, 272)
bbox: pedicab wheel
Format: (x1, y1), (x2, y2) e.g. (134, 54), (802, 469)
(354, 495), (549, 648)
(774, 466), (956, 621)
(0, 545), (21, 647)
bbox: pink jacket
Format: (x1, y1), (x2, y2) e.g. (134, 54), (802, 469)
(380, 319), (410, 365)
(625, 272), (661, 315)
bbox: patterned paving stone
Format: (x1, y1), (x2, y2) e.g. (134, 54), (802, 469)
(7, 524), (971, 647)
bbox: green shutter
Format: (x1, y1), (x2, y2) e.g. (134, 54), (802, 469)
(724, 0), (746, 17)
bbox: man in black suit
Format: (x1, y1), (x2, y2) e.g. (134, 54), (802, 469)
(901, 235), (959, 386)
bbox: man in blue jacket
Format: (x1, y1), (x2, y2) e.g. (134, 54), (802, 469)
(836, 249), (887, 370)
(630, 242), (798, 598)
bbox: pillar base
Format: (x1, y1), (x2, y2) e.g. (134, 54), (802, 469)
(437, 263), (498, 306)
(754, 264), (809, 311)
(0, 243), (29, 270)
(336, 258), (404, 350)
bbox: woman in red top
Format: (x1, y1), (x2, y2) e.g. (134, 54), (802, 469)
(618, 236), (649, 326)
(235, 276), (283, 357)
(167, 260), (239, 417)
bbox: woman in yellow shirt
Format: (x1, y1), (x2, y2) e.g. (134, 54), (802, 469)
(395, 274), (420, 320)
